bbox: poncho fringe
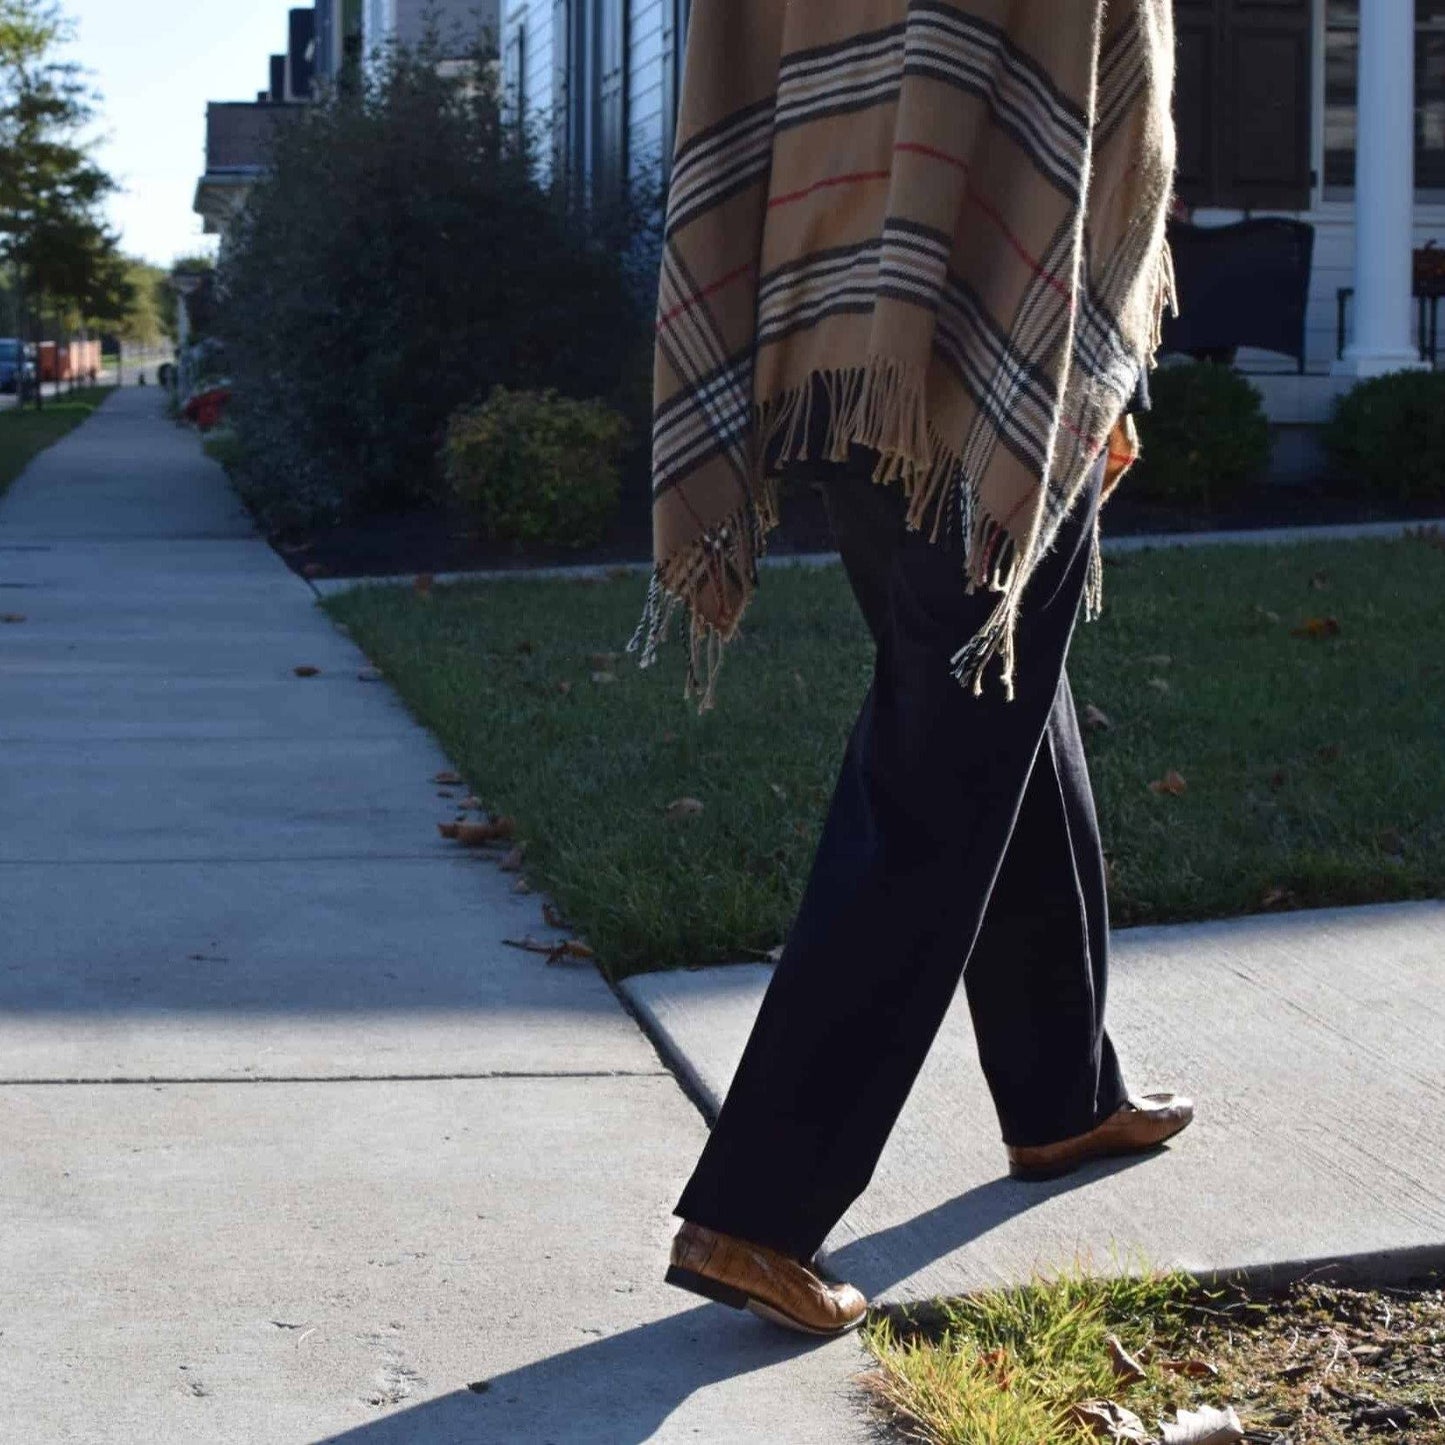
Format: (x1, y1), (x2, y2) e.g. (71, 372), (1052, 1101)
(632, 1), (1180, 711)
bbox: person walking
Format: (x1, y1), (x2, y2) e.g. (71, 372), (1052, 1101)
(635, 0), (1193, 1338)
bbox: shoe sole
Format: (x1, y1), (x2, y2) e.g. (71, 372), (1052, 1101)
(1008, 1115), (1194, 1183)
(664, 1265), (864, 1338)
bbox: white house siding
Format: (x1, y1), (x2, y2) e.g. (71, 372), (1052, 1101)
(501, 0), (557, 161)
(626, 0), (670, 185)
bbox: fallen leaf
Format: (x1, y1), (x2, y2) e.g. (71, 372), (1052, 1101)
(357, 667), (383, 682)
(1158, 1404), (1244, 1444)
(1083, 703), (1114, 731)
(413, 573), (434, 595)
(458, 795), (483, 811)
(1106, 1335), (1147, 1386)
(1376, 827), (1406, 857)
(1148, 769), (1187, 797)
(1260, 884), (1295, 909)
(293, 665), (321, 678)
(434, 770), (464, 786)
(557, 680), (573, 696)
(1252, 604), (1281, 624)
(1147, 677), (1170, 694)
(591, 671), (618, 685)
(542, 902), (571, 930)
(769, 783), (787, 802)
(1308, 570), (1331, 591)
(1316, 741), (1345, 763)
(547, 939), (595, 965)
(666, 797), (705, 821)
(1065, 1400), (1152, 1441)
(510, 877), (533, 895)
(438, 817), (515, 845)
(498, 845), (526, 872)
(1290, 615), (1341, 639)
(1157, 1357), (1221, 1381)
(662, 730), (678, 744)
(588, 652), (621, 670)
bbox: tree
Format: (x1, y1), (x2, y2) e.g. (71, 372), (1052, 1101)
(217, 31), (650, 531)
(0, 0), (123, 404)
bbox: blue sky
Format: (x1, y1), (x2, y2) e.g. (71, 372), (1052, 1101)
(63, 0), (301, 268)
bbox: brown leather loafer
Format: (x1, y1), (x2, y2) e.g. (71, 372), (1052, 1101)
(665, 1221), (867, 1337)
(1007, 1093), (1195, 1181)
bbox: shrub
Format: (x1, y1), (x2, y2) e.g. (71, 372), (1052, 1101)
(1129, 360), (1271, 506)
(1324, 369), (1445, 502)
(217, 33), (650, 534)
(445, 387), (628, 548)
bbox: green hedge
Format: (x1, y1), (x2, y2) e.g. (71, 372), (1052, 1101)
(1324, 369), (1445, 502)
(1130, 361), (1271, 506)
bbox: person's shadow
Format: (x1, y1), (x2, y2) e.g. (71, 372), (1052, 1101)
(315, 1155), (1158, 1444)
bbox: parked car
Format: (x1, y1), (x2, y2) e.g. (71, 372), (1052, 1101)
(0, 338), (35, 395)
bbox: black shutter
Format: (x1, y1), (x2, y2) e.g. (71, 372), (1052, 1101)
(1173, 0), (1312, 211)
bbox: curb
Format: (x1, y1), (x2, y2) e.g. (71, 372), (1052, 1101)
(308, 516), (1442, 597)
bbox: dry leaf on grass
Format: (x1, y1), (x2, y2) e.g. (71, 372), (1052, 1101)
(1251, 604), (1281, 624)
(1157, 1357), (1220, 1381)
(1148, 769), (1188, 797)
(1308, 570), (1331, 591)
(1290, 615), (1341, 639)
(1106, 1335), (1147, 1386)
(1316, 741), (1345, 763)
(434, 770), (464, 786)
(588, 652), (621, 670)
(510, 877), (532, 895)
(542, 902), (570, 930)
(1260, 884), (1296, 909)
(665, 797), (704, 821)
(498, 845), (526, 872)
(458, 795), (483, 811)
(1065, 1399), (1152, 1441)
(1147, 677), (1170, 694)
(1082, 703), (1114, 731)
(293, 665), (321, 678)
(557, 680), (573, 696)
(1158, 1404), (1244, 1444)
(357, 667), (383, 682)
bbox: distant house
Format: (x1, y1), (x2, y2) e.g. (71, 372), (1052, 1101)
(500, 1), (688, 195)
(507, 0), (1441, 421)
(197, 2), (500, 240)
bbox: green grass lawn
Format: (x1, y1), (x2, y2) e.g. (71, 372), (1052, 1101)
(325, 532), (1445, 979)
(0, 387), (116, 499)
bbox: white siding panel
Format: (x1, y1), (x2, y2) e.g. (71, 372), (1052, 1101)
(627, 0), (669, 181)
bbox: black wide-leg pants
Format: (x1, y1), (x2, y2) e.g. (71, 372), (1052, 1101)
(675, 450), (1128, 1263)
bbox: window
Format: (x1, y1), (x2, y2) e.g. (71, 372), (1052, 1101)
(1323, 0), (1445, 195)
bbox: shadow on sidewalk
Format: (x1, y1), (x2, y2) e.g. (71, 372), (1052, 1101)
(315, 1301), (847, 1445)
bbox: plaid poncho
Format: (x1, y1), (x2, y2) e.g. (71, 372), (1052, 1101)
(633, 0), (1178, 707)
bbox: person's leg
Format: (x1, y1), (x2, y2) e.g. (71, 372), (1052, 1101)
(675, 457), (1110, 1262)
(963, 667), (1127, 1147)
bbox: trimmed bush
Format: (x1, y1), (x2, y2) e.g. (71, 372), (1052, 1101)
(1324, 369), (1445, 502)
(1129, 360), (1271, 506)
(445, 387), (628, 548)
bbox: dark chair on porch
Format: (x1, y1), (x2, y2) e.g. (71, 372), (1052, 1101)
(1158, 217), (1316, 374)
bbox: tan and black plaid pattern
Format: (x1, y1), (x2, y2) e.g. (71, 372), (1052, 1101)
(637, 0), (1177, 707)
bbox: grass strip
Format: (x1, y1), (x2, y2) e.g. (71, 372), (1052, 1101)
(863, 1271), (1444, 1443)
(0, 387), (116, 499)
(325, 532), (1445, 978)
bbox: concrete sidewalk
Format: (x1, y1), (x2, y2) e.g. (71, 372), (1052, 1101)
(624, 901), (1445, 1306)
(0, 389), (875, 1443)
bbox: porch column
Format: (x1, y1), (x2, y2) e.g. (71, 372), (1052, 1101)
(1335, 0), (1426, 377)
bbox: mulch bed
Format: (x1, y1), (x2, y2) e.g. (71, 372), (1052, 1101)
(270, 472), (1445, 583)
